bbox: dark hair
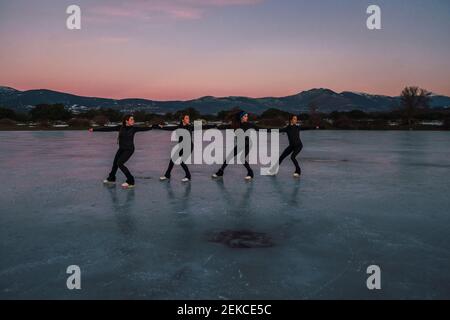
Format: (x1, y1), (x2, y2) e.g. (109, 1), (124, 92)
(118, 114), (133, 144)
(289, 114), (297, 122)
(231, 110), (247, 129)
(179, 114), (189, 126)
(122, 114), (133, 126)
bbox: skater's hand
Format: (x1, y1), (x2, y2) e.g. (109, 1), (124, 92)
(88, 128), (94, 132)
(158, 124), (164, 128)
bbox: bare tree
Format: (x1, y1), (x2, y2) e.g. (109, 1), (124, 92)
(401, 86), (431, 129)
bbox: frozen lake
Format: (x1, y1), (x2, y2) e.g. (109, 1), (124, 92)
(1, 130), (450, 299)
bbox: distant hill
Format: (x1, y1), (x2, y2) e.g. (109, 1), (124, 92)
(1, 86), (449, 114)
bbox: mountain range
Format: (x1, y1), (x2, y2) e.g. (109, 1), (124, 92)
(1, 86), (449, 115)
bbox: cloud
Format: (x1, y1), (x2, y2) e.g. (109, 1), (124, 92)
(90, 0), (263, 21)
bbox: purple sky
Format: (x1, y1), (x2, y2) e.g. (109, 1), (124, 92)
(0, 0), (449, 100)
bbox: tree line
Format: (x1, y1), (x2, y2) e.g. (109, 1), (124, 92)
(1, 86), (449, 130)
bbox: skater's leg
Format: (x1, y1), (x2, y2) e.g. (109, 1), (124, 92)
(107, 149), (123, 181)
(117, 149), (135, 185)
(291, 146), (302, 174)
(216, 145), (238, 175)
(243, 144), (253, 178)
(278, 146), (293, 166)
(243, 161), (253, 178)
(180, 145), (191, 179)
(163, 143), (187, 179)
(164, 160), (175, 178)
(167, 146), (191, 179)
(268, 146), (293, 175)
(181, 162), (191, 179)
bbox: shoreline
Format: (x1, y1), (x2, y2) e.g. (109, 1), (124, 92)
(0, 127), (448, 132)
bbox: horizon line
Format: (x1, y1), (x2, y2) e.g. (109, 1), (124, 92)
(2, 85), (445, 102)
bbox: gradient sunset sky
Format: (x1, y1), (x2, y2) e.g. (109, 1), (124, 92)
(0, 0), (449, 100)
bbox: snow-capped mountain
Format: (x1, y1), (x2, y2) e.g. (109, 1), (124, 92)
(1, 86), (449, 114)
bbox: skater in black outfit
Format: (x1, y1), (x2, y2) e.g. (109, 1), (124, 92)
(270, 114), (303, 177)
(89, 115), (154, 188)
(160, 114), (193, 182)
(213, 111), (258, 180)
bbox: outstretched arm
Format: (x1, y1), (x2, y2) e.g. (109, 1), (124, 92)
(278, 126), (288, 133)
(252, 123), (284, 132)
(90, 125), (121, 132)
(133, 125), (157, 132)
(258, 123), (292, 132)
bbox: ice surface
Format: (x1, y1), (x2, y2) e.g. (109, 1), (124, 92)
(0, 130), (449, 299)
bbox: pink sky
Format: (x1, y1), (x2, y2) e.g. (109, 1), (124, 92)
(1, 0), (449, 100)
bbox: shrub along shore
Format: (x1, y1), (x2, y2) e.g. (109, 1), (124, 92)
(0, 104), (449, 131)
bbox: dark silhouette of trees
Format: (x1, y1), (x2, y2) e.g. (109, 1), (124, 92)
(132, 111), (147, 122)
(216, 107), (242, 123)
(258, 108), (290, 127)
(30, 104), (72, 121)
(78, 108), (122, 122)
(308, 102), (321, 128)
(0, 107), (16, 120)
(334, 115), (354, 129)
(443, 118), (450, 130)
(102, 108), (122, 122)
(401, 86), (431, 129)
(347, 110), (368, 119)
(164, 112), (174, 121)
(260, 108), (290, 120)
(174, 107), (201, 120)
(3, 102), (450, 130)
(330, 110), (369, 120)
(0, 118), (17, 127)
(216, 110), (228, 121)
(92, 115), (109, 126)
(0, 107), (29, 122)
(68, 118), (91, 128)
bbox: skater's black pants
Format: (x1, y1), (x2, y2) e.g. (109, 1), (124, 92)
(164, 145), (191, 179)
(279, 144), (302, 174)
(219, 144), (253, 177)
(108, 148), (135, 185)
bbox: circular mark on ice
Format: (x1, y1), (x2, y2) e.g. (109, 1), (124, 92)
(208, 230), (274, 248)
